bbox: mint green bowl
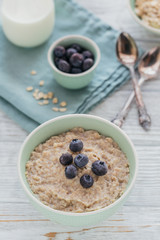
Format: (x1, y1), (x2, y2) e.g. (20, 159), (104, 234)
(18, 114), (138, 227)
(128, 0), (160, 35)
(48, 35), (101, 89)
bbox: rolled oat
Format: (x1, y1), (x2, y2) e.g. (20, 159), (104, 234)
(135, 0), (160, 29)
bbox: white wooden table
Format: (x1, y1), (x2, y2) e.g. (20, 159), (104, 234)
(0, 0), (160, 239)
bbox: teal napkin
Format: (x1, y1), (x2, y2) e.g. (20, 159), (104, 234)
(0, 0), (130, 132)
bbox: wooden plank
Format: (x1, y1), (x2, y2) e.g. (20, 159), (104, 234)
(0, 206), (159, 239)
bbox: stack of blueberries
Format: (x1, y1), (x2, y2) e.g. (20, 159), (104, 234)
(53, 44), (94, 74)
(59, 139), (108, 188)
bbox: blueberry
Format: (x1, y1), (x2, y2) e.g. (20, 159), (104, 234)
(59, 153), (73, 166)
(80, 174), (94, 188)
(91, 160), (108, 176)
(66, 48), (77, 59)
(58, 59), (71, 73)
(54, 46), (66, 58)
(69, 139), (83, 152)
(65, 164), (77, 179)
(54, 57), (60, 67)
(54, 56), (67, 67)
(70, 53), (84, 67)
(71, 68), (82, 74)
(82, 50), (94, 59)
(82, 58), (94, 71)
(70, 44), (82, 53)
(74, 154), (89, 168)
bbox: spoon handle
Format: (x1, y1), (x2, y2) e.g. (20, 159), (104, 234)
(129, 66), (151, 131)
(111, 77), (145, 128)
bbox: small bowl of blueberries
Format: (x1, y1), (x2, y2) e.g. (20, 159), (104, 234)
(48, 35), (101, 89)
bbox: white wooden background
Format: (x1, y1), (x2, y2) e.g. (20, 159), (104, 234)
(0, 0), (160, 239)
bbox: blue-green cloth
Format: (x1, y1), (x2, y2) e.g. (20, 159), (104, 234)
(0, 0), (130, 132)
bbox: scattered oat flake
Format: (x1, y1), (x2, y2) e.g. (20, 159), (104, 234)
(52, 107), (59, 112)
(33, 89), (39, 97)
(43, 100), (49, 105)
(39, 80), (44, 86)
(43, 94), (48, 99)
(38, 101), (44, 105)
(30, 70), (37, 75)
(35, 95), (40, 100)
(60, 101), (67, 107)
(52, 97), (58, 104)
(26, 86), (33, 92)
(47, 92), (54, 99)
(37, 92), (44, 99)
(59, 108), (67, 112)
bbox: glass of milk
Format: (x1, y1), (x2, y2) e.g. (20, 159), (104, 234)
(1, 0), (55, 47)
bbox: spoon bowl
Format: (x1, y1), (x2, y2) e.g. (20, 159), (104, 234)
(138, 47), (160, 79)
(116, 32), (138, 66)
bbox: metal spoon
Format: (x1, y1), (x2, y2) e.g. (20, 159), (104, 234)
(112, 47), (160, 128)
(116, 32), (151, 130)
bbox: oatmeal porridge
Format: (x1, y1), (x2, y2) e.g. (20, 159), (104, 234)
(135, 0), (160, 29)
(25, 127), (129, 213)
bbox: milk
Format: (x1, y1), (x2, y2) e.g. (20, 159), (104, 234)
(1, 0), (55, 47)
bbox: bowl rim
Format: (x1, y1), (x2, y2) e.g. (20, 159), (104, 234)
(127, 0), (160, 35)
(18, 114), (138, 216)
(47, 35), (101, 77)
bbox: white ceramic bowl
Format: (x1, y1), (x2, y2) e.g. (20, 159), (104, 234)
(18, 114), (138, 227)
(128, 0), (160, 35)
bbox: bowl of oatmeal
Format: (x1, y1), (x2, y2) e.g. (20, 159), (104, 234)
(128, 0), (160, 35)
(18, 114), (138, 226)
